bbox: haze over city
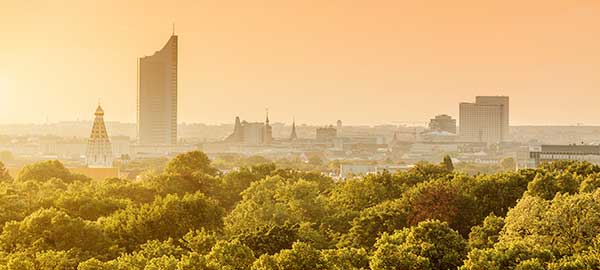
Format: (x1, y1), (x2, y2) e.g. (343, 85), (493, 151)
(1, 0), (600, 125)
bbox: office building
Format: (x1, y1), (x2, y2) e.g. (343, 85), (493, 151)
(459, 96), (509, 143)
(428, 114), (457, 134)
(137, 34), (178, 145)
(529, 145), (600, 167)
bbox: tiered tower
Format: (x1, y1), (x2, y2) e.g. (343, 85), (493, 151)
(86, 105), (113, 168)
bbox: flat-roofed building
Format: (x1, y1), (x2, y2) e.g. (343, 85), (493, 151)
(529, 144), (600, 167)
(459, 96), (509, 143)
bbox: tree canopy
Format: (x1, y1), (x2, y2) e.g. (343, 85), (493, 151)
(0, 155), (596, 269)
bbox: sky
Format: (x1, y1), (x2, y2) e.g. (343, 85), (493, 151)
(0, 0), (599, 126)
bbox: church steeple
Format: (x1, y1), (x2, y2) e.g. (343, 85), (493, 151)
(265, 108), (270, 125)
(290, 118), (298, 141)
(263, 109), (273, 145)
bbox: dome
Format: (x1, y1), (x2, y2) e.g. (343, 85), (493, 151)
(95, 105), (104, 116)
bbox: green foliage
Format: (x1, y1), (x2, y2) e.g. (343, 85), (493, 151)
(321, 247), (369, 270)
(235, 223), (300, 256)
(370, 220), (468, 270)
(0, 161), (11, 182)
(527, 171), (580, 200)
(101, 192), (224, 252)
(164, 151), (218, 177)
(502, 191), (600, 257)
(16, 160), (90, 183)
(461, 241), (554, 270)
(442, 155), (454, 172)
(224, 176), (330, 236)
(500, 157), (517, 171)
(0, 154), (597, 270)
(252, 242), (327, 270)
(468, 213), (504, 250)
(579, 173), (600, 193)
(339, 199), (408, 248)
(206, 239), (255, 270)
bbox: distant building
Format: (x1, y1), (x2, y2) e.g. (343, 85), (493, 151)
(111, 136), (131, 158)
(339, 164), (413, 178)
(86, 105), (113, 168)
(224, 115), (273, 145)
(290, 119), (298, 141)
(429, 114), (456, 134)
(264, 111), (273, 145)
(529, 145), (600, 167)
(316, 126), (337, 142)
(137, 33), (178, 146)
(459, 96), (509, 143)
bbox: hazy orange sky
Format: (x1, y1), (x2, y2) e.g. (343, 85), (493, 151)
(1, 0), (599, 126)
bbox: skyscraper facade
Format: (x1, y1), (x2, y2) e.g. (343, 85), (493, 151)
(459, 96), (509, 143)
(137, 34), (178, 145)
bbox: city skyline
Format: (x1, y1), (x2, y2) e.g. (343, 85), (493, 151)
(1, 0), (600, 126)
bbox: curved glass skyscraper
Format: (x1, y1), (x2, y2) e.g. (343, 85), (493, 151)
(137, 34), (178, 145)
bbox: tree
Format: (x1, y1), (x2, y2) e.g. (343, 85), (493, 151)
(252, 242), (327, 270)
(181, 229), (218, 255)
(579, 173), (600, 193)
(502, 191), (600, 257)
(402, 179), (471, 234)
(526, 172), (580, 200)
(339, 199), (408, 248)
(321, 247), (369, 270)
(0, 208), (112, 259)
(224, 176), (329, 236)
(164, 151), (218, 177)
(101, 192), (224, 252)
(468, 213), (505, 250)
(500, 157), (516, 171)
(370, 220), (468, 270)
(461, 241), (554, 270)
(206, 239), (256, 270)
(235, 223), (301, 256)
(442, 155), (454, 172)
(0, 161), (11, 182)
(16, 160), (89, 183)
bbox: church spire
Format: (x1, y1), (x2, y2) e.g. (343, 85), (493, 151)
(290, 117), (298, 141)
(265, 108), (270, 125)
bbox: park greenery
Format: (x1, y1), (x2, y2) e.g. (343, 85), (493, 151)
(0, 151), (599, 269)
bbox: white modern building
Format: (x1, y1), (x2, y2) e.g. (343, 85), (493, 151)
(459, 96), (509, 144)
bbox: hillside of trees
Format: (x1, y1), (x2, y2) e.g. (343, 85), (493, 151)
(0, 151), (600, 269)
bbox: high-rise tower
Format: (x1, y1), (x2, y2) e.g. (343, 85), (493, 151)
(459, 96), (509, 143)
(86, 105), (113, 168)
(137, 33), (178, 145)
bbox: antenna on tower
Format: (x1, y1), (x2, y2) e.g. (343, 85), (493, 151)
(172, 22), (175, 35)
(265, 108), (270, 123)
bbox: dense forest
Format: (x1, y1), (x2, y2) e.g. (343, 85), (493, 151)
(0, 151), (599, 269)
